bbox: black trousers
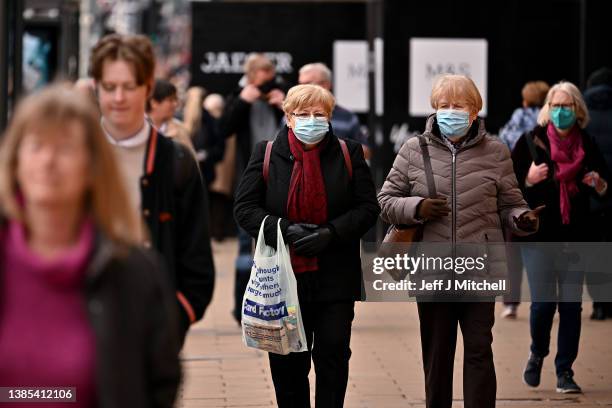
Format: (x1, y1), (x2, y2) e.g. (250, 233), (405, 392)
(268, 301), (355, 408)
(417, 302), (496, 408)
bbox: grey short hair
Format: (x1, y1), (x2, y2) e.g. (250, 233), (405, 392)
(299, 63), (332, 84)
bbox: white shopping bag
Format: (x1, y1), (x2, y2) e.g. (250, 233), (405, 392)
(241, 216), (307, 354)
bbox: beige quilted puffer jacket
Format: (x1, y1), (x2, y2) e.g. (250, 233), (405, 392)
(378, 115), (534, 282)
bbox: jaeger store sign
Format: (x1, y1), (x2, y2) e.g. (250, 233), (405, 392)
(199, 52), (294, 75)
(190, 2), (366, 97)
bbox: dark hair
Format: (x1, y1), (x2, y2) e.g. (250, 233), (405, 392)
(146, 79), (177, 112)
(89, 34), (155, 86)
(587, 67), (612, 88)
(151, 79), (177, 102)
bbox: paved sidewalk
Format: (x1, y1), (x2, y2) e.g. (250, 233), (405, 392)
(178, 240), (612, 407)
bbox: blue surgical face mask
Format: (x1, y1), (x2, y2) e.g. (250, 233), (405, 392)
(550, 107), (576, 130)
(436, 109), (472, 139)
(293, 116), (329, 144)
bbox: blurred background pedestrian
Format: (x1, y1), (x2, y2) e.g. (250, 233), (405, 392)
(147, 78), (194, 153)
(298, 62), (372, 160)
(499, 80), (550, 319)
(219, 53), (287, 324)
(584, 67), (612, 320)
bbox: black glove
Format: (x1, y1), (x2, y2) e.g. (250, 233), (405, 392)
(416, 198), (450, 220)
(286, 223), (318, 244)
(293, 226), (333, 257)
(513, 205), (545, 232)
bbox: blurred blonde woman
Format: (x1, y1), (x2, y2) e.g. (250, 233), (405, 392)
(0, 84), (181, 408)
(182, 86), (206, 138)
(180, 86), (227, 188)
(498, 80), (550, 319)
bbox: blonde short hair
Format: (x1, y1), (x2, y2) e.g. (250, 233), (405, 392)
(244, 53), (275, 77)
(0, 83), (141, 246)
(537, 81), (590, 128)
(430, 74), (483, 114)
(282, 84), (335, 117)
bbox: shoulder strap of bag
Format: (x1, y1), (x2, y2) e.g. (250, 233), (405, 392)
(263, 141), (273, 184)
(525, 131), (540, 164)
(418, 136), (437, 198)
(262, 139), (353, 184)
(338, 139), (353, 180)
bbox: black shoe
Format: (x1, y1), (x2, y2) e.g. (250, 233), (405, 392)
(523, 353), (544, 387)
(591, 305), (606, 320)
(556, 372), (582, 393)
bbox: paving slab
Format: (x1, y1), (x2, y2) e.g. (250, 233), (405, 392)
(179, 240), (612, 407)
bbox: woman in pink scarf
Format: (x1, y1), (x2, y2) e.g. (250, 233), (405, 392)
(512, 81), (609, 394)
(0, 85), (181, 408)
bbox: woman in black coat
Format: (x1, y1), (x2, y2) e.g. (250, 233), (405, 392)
(234, 84), (379, 407)
(512, 81), (609, 394)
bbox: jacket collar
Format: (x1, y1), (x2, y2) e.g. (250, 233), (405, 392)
(84, 231), (122, 285)
(142, 125), (177, 178)
(423, 113), (487, 151)
(101, 118), (158, 175)
(144, 126), (158, 175)
(532, 124), (549, 141)
(0, 213), (122, 287)
(102, 118), (151, 148)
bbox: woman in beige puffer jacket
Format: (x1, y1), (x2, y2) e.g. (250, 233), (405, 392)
(378, 74), (540, 408)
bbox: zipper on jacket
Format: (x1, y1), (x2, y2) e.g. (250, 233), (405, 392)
(451, 151), (457, 246)
(429, 129), (482, 292)
(451, 150), (457, 289)
(484, 233), (490, 274)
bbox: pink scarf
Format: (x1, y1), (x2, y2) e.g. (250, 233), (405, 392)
(547, 123), (585, 224)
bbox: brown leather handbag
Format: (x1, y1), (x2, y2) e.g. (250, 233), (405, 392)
(382, 223), (424, 249)
(380, 136), (437, 281)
